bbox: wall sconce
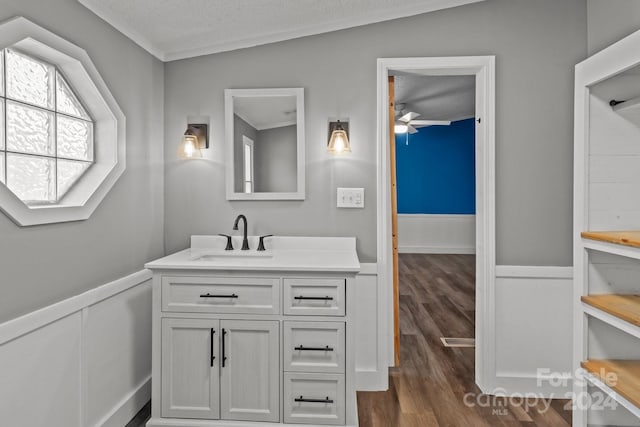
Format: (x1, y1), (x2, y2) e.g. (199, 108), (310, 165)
(327, 120), (351, 154)
(177, 124), (208, 159)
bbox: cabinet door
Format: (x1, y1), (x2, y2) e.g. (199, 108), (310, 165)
(161, 318), (220, 419)
(220, 320), (279, 422)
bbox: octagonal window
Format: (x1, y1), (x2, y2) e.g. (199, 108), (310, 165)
(0, 48), (94, 205)
(0, 17), (126, 226)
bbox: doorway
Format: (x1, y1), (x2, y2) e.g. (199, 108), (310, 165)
(376, 56), (496, 392)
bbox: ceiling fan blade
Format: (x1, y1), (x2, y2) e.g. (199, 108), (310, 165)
(398, 111), (420, 123)
(411, 120), (452, 127)
(408, 124), (418, 134)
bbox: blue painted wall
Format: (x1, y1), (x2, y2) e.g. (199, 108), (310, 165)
(396, 118), (475, 214)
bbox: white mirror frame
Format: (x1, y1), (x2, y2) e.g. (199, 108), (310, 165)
(225, 88), (305, 200)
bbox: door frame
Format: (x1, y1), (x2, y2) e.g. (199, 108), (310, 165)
(376, 56), (496, 392)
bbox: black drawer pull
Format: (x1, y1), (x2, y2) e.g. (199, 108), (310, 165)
(294, 396), (334, 404)
(222, 328), (227, 367)
(200, 293), (238, 298)
(294, 345), (334, 352)
(210, 328), (215, 367)
(293, 296), (333, 301)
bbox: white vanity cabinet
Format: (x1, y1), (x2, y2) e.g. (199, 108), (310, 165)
(161, 318), (220, 420)
(220, 319), (280, 422)
(145, 236), (360, 427)
(161, 317), (280, 422)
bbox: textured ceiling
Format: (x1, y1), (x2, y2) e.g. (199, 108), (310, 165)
(394, 74), (475, 122)
(235, 96), (297, 130)
(77, 0), (484, 61)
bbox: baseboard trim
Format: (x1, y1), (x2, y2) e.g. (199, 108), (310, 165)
(99, 377), (151, 427)
(0, 269), (152, 345)
(492, 374), (572, 398)
(495, 265), (573, 279)
(356, 369), (388, 391)
(398, 245), (476, 254)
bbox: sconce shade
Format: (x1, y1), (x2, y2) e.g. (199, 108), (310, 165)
(327, 120), (351, 154)
(177, 124), (208, 159)
(177, 132), (202, 159)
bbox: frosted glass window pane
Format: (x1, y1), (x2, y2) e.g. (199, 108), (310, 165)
(56, 73), (90, 120)
(57, 158), (90, 198)
(6, 49), (55, 109)
(0, 153), (4, 185)
(57, 115), (93, 161)
(0, 50), (4, 97)
(7, 153), (55, 203)
(6, 101), (55, 156)
(0, 99), (4, 151)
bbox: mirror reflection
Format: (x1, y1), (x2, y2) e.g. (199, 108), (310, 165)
(225, 88), (305, 200)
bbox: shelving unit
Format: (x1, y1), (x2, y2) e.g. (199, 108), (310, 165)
(581, 294), (640, 328)
(573, 28), (640, 427)
(581, 360), (640, 419)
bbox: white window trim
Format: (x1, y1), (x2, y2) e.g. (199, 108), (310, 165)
(0, 17), (125, 226)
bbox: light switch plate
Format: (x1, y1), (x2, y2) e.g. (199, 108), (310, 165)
(337, 188), (364, 208)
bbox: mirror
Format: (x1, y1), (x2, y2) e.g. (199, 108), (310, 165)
(225, 88), (305, 200)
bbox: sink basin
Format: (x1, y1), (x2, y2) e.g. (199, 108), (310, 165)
(190, 250), (273, 261)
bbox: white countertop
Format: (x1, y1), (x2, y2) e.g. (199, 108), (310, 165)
(145, 235), (361, 273)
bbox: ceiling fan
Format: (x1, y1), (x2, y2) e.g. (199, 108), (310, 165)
(394, 103), (451, 134)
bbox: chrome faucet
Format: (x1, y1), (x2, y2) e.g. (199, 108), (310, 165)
(233, 214), (250, 250)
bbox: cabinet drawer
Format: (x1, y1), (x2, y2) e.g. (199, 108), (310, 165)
(284, 278), (345, 316)
(284, 373), (345, 425)
(284, 321), (345, 373)
(162, 276), (280, 314)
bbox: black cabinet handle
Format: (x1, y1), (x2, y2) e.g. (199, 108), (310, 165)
(294, 396), (334, 404)
(293, 296), (333, 301)
(200, 293), (239, 298)
(210, 329), (215, 367)
(221, 328), (227, 367)
(294, 345), (334, 352)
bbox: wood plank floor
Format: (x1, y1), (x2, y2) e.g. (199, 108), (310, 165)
(128, 254), (572, 427)
(356, 254), (572, 427)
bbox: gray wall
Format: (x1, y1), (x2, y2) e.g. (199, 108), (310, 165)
(255, 125), (297, 193)
(165, 0), (586, 265)
(587, 0), (640, 55)
(0, 0), (165, 322)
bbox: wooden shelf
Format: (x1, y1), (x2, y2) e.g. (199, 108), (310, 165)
(581, 359), (640, 417)
(582, 231), (640, 260)
(582, 231), (640, 248)
(582, 295), (640, 327)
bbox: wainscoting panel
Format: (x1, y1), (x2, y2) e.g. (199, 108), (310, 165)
(0, 312), (82, 427)
(494, 266), (573, 397)
(397, 214), (475, 254)
(85, 280), (152, 426)
(0, 270), (152, 427)
(355, 263), (387, 391)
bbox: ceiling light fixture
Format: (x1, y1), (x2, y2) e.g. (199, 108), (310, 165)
(394, 122), (408, 134)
